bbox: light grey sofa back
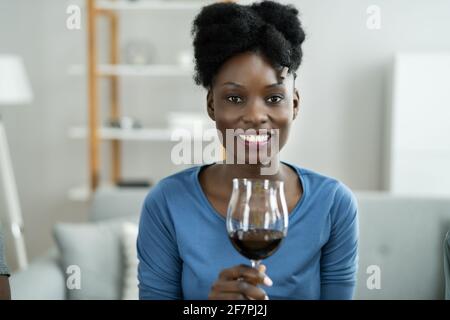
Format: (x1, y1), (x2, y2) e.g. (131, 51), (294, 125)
(86, 187), (450, 299)
(354, 192), (450, 299)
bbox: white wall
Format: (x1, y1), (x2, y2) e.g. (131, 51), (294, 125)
(284, 0), (450, 190)
(1, 0), (450, 269)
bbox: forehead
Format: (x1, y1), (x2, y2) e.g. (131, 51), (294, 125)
(213, 51), (288, 88)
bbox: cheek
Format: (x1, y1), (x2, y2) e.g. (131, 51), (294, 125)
(275, 107), (292, 123)
(273, 107), (293, 148)
(213, 106), (240, 132)
(213, 109), (235, 146)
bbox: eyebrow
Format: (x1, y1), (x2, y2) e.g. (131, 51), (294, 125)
(221, 82), (284, 88)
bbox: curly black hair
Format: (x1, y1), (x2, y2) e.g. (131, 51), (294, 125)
(191, 0), (306, 88)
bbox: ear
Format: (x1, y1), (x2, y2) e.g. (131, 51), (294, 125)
(293, 88), (300, 120)
(206, 89), (215, 121)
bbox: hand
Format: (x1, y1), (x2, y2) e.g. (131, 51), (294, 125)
(208, 264), (273, 300)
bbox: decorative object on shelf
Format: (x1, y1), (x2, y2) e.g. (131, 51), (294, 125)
(122, 39), (156, 65)
(107, 116), (142, 130)
(116, 179), (152, 188)
(0, 54), (33, 271)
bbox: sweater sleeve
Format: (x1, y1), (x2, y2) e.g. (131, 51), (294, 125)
(320, 182), (359, 300)
(137, 183), (183, 300)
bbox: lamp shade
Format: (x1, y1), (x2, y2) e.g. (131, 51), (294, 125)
(0, 55), (33, 105)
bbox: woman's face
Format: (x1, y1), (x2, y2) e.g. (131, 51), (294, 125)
(207, 51), (299, 164)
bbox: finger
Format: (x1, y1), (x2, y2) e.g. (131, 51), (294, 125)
(214, 280), (268, 300)
(219, 265), (259, 281)
(219, 265), (272, 286)
(208, 291), (247, 300)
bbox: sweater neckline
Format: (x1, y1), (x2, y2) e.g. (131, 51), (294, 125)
(193, 161), (308, 224)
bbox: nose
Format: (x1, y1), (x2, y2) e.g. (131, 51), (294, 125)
(242, 98), (269, 126)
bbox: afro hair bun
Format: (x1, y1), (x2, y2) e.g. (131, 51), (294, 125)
(191, 0), (306, 88)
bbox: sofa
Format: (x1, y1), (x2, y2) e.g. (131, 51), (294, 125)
(354, 192), (450, 299)
(9, 188), (450, 300)
(9, 187), (148, 300)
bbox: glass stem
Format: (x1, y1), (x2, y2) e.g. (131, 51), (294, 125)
(251, 259), (261, 269)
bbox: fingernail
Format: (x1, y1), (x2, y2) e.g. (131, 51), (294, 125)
(264, 294), (269, 300)
(264, 276), (273, 287)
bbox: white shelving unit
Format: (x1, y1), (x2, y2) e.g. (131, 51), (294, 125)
(68, 184), (118, 202)
(68, 126), (209, 141)
(68, 126), (173, 141)
(96, 0), (211, 11)
(68, 64), (193, 77)
(69, 0), (228, 201)
(68, 185), (99, 202)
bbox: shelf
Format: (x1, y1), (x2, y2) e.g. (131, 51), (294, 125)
(68, 184), (155, 202)
(68, 64), (193, 77)
(68, 185), (93, 202)
(96, 0), (210, 11)
(69, 126), (173, 141)
(68, 184), (124, 202)
(68, 126), (210, 141)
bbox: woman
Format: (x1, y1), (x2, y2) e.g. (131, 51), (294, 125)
(137, 0), (358, 300)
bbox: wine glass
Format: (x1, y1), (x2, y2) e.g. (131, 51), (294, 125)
(226, 178), (289, 269)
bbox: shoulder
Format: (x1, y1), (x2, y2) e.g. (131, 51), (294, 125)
(287, 162), (357, 215)
(287, 162), (350, 195)
(143, 165), (200, 208)
(303, 169), (358, 224)
(140, 166), (202, 231)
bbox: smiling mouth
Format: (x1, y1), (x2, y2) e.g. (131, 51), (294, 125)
(237, 132), (272, 146)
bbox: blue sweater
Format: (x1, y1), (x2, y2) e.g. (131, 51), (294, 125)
(137, 163), (359, 300)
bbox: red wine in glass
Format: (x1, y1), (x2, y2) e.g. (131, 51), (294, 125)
(226, 178), (289, 268)
(229, 229), (284, 261)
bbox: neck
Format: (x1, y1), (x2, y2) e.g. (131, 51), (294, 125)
(215, 160), (284, 182)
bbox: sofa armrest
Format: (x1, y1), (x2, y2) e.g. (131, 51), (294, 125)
(9, 249), (66, 300)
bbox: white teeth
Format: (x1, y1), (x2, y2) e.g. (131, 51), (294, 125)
(238, 134), (269, 143)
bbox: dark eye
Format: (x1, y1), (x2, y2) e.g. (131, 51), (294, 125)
(227, 95), (243, 104)
(267, 95), (284, 104)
